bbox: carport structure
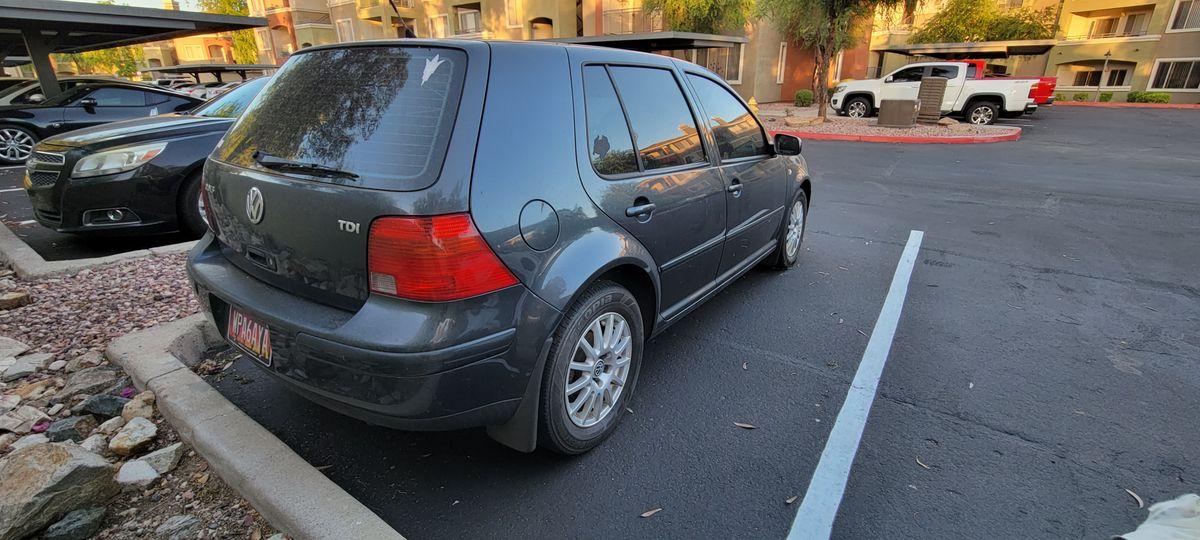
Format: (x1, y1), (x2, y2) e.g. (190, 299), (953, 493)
(142, 63), (276, 83)
(0, 0), (265, 99)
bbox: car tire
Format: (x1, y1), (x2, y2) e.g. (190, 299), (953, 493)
(538, 281), (643, 454)
(178, 171), (207, 238)
(844, 96), (871, 118)
(0, 125), (38, 165)
(767, 190), (808, 270)
(965, 101), (999, 125)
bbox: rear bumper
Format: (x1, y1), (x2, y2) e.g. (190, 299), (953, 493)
(187, 234), (562, 431)
(1024, 103), (1038, 114)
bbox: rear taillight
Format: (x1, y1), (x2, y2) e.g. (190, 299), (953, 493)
(368, 213), (518, 302)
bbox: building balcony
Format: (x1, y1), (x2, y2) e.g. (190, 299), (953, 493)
(357, 0), (415, 20)
(1062, 28), (1150, 40)
(602, 8), (663, 35)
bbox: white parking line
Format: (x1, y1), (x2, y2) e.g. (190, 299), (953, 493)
(787, 229), (925, 540)
(0, 188), (24, 193)
(0, 166), (25, 170)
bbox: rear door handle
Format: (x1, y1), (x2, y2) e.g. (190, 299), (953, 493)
(625, 202), (656, 218)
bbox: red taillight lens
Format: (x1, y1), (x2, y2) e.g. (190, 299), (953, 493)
(368, 213), (518, 302)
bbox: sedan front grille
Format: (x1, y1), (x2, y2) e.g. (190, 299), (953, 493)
(31, 151), (65, 165)
(28, 171), (60, 187)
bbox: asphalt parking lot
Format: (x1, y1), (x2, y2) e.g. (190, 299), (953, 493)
(204, 105), (1199, 539)
(0, 166), (192, 261)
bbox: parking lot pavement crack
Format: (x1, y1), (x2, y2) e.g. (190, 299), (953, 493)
(879, 391), (1051, 449)
(689, 335), (849, 384)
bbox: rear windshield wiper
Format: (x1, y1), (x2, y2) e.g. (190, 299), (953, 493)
(252, 150), (359, 180)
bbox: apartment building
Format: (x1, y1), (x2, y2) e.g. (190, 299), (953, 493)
(869, 0), (1200, 102)
(247, 0), (339, 65)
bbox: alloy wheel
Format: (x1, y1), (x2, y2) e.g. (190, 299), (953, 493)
(785, 199), (805, 260)
(847, 101), (867, 118)
(565, 311), (631, 428)
(0, 128), (34, 162)
(969, 106), (994, 125)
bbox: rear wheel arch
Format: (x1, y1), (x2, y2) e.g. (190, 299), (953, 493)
(590, 264), (658, 339)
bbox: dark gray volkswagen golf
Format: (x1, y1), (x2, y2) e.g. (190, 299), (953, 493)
(188, 40), (811, 454)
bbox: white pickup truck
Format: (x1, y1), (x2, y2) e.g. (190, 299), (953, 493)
(830, 62), (1037, 125)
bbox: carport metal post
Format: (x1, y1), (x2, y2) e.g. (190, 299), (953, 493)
(19, 28), (61, 99)
(1095, 50), (1111, 102)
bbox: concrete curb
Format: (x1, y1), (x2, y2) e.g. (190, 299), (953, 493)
(771, 127), (1021, 144)
(0, 222), (197, 280)
(107, 314), (404, 540)
(1053, 101), (1200, 109)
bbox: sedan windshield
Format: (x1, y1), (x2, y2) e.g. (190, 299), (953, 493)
(192, 78), (270, 118)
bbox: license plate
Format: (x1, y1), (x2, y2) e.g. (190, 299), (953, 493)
(227, 308), (273, 366)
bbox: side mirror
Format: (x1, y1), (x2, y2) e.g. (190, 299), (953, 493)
(27, 93), (45, 103)
(774, 133), (802, 156)
(884, 76), (894, 83)
(79, 97), (98, 108)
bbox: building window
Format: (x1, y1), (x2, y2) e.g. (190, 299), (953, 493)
(456, 8), (482, 34)
(429, 14), (448, 38)
(1072, 70), (1102, 86)
(1170, 0), (1200, 30)
(697, 44), (743, 84)
(1107, 68), (1128, 86)
(776, 42), (786, 84)
(1151, 59), (1200, 89)
(254, 28), (271, 51)
(504, 0), (521, 28)
(335, 19), (354, 41)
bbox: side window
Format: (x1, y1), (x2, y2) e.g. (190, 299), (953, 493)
(929, 65), (959, 79)
(607, 66), (705, 171)
(966, 64), (978, 78)
(890, 66), (924, 83)
(85, 88), (145, 107)
(686, 74), (769, 161)
(583, 66), (638, 176)
(145, 91), (169, 105)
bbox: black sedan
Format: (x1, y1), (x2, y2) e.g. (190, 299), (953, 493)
(0, 81), (201, 164)
(24, 77), (268, 237)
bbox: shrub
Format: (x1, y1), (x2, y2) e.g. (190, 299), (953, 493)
(794, 89), (814, 107)
(1054, 92), (1066, 102)
(1071, 92), (1089, 102)
(1099, 92), (1113, 102)
(1127, 91), (1171, 103)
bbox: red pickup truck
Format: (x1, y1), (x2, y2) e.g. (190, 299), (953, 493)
(961, 59), (1057, 106)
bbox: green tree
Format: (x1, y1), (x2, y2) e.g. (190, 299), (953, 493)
(757, 0), (910, 120)
(55, 47), (145, 78)
(911, 0), (1057, 43)
(642, 0), (753, 34)
(196, 0), (260, 64)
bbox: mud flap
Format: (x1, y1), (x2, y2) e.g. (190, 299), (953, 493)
(486, 335), (555, 452)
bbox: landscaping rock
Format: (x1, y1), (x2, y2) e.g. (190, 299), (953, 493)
(43, 506), (105, 540)
(154, 515), (200, 540)
(783, 116), (823, 127)
(95, 416), (125, 435)
(46, 360), (66, 372)
(0, 405), (51, 434)
(56, 367), (121, 402)
(0, 337), (28, 359)
(79, 394), (129, 418)
(0, 291), (31, 310)
(9, 434), (48, 452)
(121, 390), (155, 422)
(0, 442), (118, 540)
(137, 443), (184, 475)
(0, 433), (15, 452)
(8, 378), (53, 399)
(64, 352), (102, 374)
(116, 459), (160, 489)
(78, 434), (107, 455)
(936, 117), (958, 126)
(0, 395), (18, 415)
(45, 415), (98, 443)
(1, 353), (52, 382)
(108, 417), (156, 456)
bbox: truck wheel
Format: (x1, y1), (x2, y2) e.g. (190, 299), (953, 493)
(965, 101), (999, 125)
(845, 97), (871, 118)
(538, 281), (643, 454)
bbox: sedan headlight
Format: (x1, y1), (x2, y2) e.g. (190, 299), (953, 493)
(72, 142), (168, 178)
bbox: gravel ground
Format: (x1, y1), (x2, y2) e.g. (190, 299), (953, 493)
(0, 256), (281, 539)
(762, 114), (1019, 138)
(0, 254), (199, 359)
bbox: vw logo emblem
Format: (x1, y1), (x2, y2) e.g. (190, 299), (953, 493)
(246, 187), (264, 224)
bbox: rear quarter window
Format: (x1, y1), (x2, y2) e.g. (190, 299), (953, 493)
(214, 46), (467, 191)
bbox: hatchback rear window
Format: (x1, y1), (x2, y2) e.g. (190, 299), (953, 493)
(214, 46), (467, 191)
